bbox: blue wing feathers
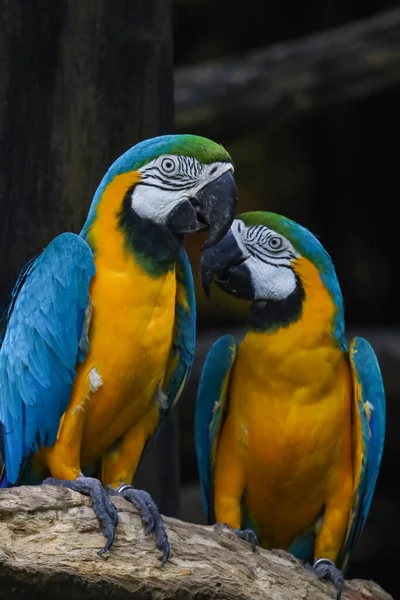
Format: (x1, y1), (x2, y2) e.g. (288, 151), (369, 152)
(161, 248), (196, 418)
(0, 233), (95, 485)
(339, 336), (386, 570)
(195, 334), (236, 522)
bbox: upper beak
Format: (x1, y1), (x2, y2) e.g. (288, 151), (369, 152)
(200, 228), (252, 300)
(166, 170), (238, 248)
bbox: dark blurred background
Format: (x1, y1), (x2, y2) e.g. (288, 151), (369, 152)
(0, 1), (399, 597)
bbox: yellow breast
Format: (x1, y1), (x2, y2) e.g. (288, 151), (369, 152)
(76, 171), (177, 465)
(223, 257), (352, 547)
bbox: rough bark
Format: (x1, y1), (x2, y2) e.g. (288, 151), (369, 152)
(0, 486), (392, 600)
(175, 8), (400, 138)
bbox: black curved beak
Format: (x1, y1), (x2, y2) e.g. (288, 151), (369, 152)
(166, 170), (237, 248)
(200, 228), (254, 300)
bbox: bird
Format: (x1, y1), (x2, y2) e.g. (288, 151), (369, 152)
(195, 210), (385, 598)
(0, 133), (238, 564)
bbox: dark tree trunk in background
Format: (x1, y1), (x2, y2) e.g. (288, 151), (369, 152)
(0, 0), (180, 517)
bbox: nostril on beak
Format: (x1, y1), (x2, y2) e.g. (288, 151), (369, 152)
(190, 198), (208, 226)
(216, 269), (230, 282)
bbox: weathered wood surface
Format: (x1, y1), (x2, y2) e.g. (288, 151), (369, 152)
(0, 486), (393, 599)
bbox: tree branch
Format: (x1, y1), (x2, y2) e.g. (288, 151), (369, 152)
(175, 8), (400, 137)
(0, 486), (392, 599)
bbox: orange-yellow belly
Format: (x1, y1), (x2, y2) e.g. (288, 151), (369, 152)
(77, 261), (176, 467)
(215, 333), (352, 549)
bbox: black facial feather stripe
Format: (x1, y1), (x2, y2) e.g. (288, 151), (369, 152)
(140, 174), (191, 188)
(246, 243), (292, 265)
(246, 228), (266, 243)
(142, 165), (191, 181)
(135, 181), (196, 192)
(246, 225), (273, 243)
(177, 155), (202, 176)
(140, 170), (190, 186)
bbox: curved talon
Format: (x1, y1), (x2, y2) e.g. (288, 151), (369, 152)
(43, 476), (118, 555)
(144, 515), (156, 536)
(309, 558), (344, 600)
(233, 527), (258, 551)
(158, 536), (170, 567)
(114, 485), (170, 566)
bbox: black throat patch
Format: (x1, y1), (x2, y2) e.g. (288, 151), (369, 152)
(118, 185), (182, 277)
(248, 273), (305, 332)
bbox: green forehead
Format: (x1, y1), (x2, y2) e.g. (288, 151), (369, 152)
(239, 211), (321, 259)
(155, 135), (232, 164)
(111, 134), (232, 175)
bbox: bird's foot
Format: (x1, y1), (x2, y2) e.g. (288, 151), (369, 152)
(306, 558), (344, 600)
(42, 476), (118, 555)
(233, 527), (258, 551)
(109, 484), (170, 566)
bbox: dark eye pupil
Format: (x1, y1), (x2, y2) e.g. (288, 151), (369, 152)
(270, 237), (281, 248)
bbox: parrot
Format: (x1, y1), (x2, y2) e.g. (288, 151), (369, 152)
(0, 133), (238, 564)
(195, 211), (385, 598)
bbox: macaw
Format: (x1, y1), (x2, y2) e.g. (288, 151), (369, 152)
(195, 211), (385, 598)
(0, 134), (238, 564)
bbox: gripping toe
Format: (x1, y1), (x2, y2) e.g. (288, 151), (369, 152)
(113, 485), (170, 566)
(43, 476), (118, 555)
(233, 527), (258, 551)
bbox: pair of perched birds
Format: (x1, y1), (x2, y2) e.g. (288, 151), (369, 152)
(0, 134), (385, 599)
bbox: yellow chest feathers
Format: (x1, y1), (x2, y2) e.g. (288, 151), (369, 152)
(230, 256), (350, 459)
(85, 170), (177, 378)
(74, 172), (178, 448)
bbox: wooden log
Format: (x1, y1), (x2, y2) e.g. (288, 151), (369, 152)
(0, 486), (393, 599)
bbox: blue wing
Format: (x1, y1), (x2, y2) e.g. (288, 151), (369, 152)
(158, 248), (196, 420)
(195, 334), (237, 523)
(337, 336), (386, 571)
(0, 233), (95, 485)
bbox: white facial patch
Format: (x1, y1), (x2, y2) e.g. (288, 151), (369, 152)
(247, 256), (297, 300)
(234, 219), (300, 302)
(131, 155), (233, 224)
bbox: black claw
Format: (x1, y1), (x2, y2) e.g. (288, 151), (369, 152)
(144, 516), (156, 536)
(158, 537), (170, 567)
(309, 558), (344, 600)
(43, 476), (118, 555)
(113, 485), (170, 566)
(233, 527), (258, 551)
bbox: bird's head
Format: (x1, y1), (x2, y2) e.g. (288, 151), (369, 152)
(82, 134), (237, 251)
(200, 211), (345, 342)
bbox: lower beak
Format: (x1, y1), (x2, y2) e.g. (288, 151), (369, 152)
(166, 170), (237, 247)
(200, 228), (253, 300)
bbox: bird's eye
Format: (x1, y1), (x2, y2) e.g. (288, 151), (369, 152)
(161, 158), (176, 173)
(267, 236), (284, 251)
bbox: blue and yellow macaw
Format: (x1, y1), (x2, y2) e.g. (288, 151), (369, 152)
(195, 211), (385, 598)
(0, 134), (237, 563)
